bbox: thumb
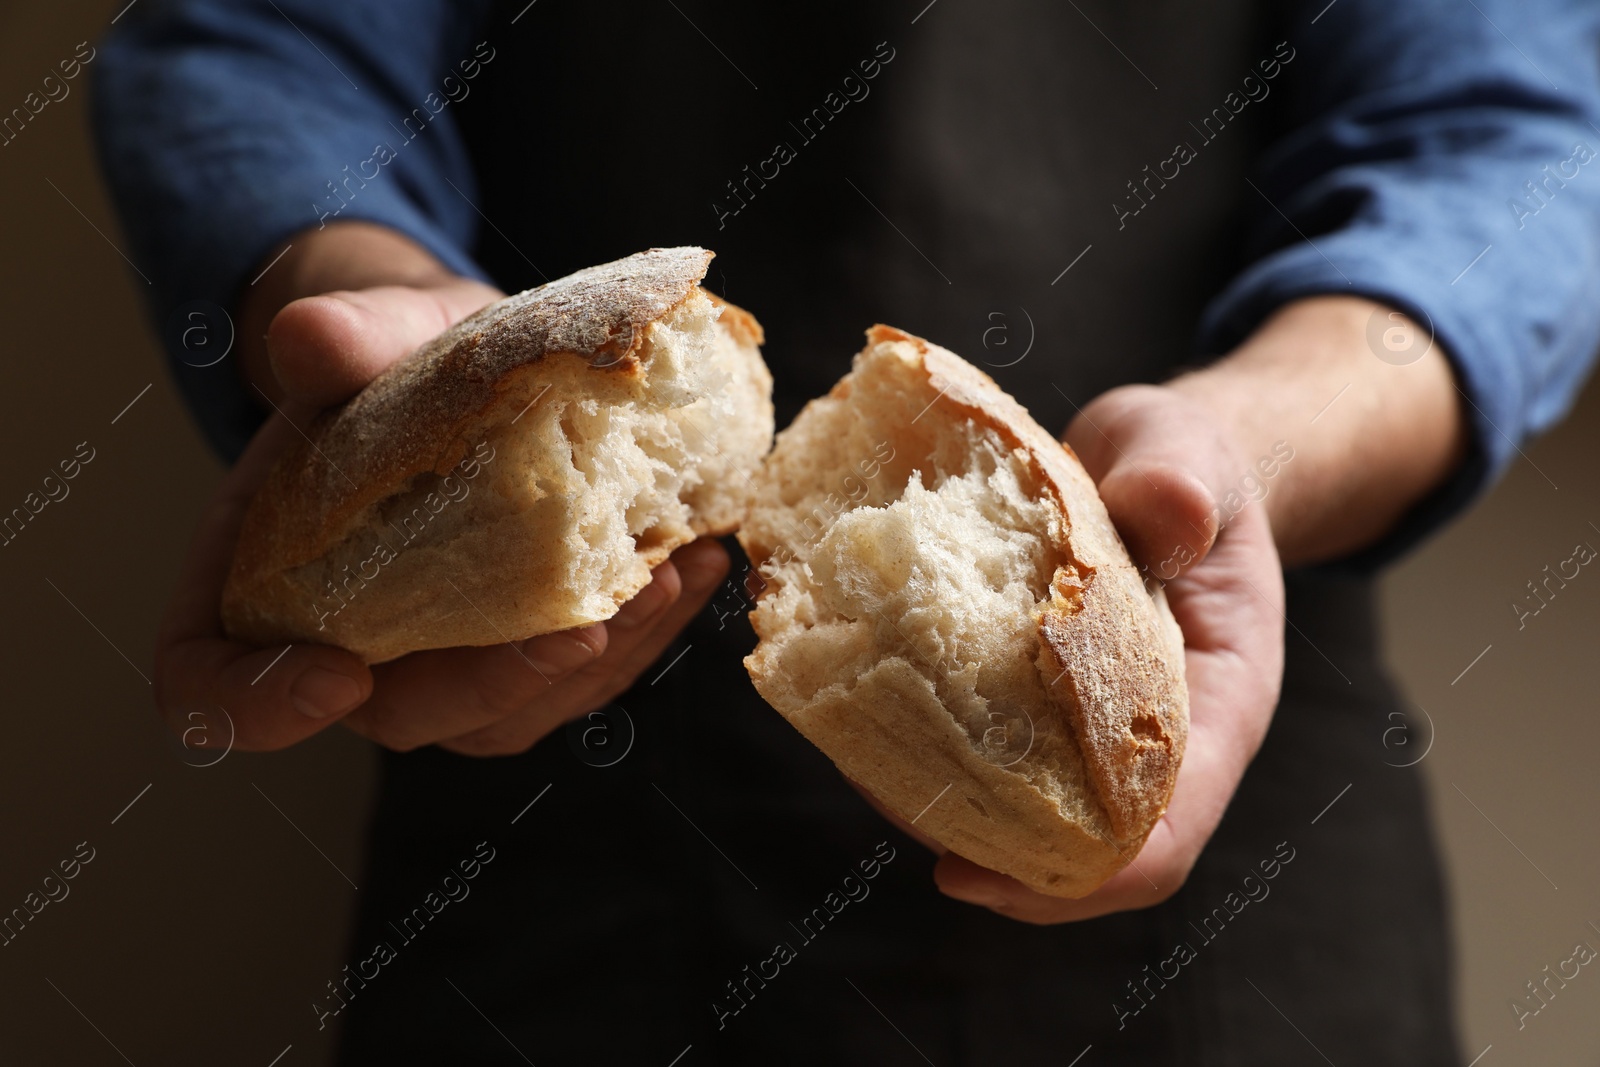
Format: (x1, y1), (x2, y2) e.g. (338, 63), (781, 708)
(267, 279), (503, 407)
(1064, 384), (1243, 581)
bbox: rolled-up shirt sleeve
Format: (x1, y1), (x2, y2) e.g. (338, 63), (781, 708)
(92, 0), (495, 461)
(1200, 0), (1600, 568)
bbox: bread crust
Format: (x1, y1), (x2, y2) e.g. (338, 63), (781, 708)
(740, 326), (1188, 897)
(222, 247), (764, 661)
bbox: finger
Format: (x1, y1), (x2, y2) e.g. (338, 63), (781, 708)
(360, 560), (688, 755)
(581, 539), (729, 702)
(439, 541), (729, 755)
(1099, 463), (1219, 579)
(1064, 385), (1241, 579)
(1160, 493), (1285, 834)
(344, 622), (608, 751)
(154, 414), (374, 750)
(1161, 493), (1284, 677)
(432, 561), (686, 755)
(267, 280), (501, 407)
(933, 817), (1184, 923)
(159, 640), (373, 751)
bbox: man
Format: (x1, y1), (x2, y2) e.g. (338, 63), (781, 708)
(94, 0), (1600, 1062)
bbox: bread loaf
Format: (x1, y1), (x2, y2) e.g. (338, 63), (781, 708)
(222, 247), (773, 664)
(738, 326), (1187, 898)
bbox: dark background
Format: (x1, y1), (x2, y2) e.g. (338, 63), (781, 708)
(1, 2), (1596, 1063)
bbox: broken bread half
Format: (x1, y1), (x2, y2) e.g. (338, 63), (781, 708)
(223, 247), (773, 664)
(738, 326), (1186, 898)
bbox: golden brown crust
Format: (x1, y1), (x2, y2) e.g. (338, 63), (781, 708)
(705, 291), (765, 348)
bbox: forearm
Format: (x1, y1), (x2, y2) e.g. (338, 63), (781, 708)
(1181, 0), (1600, 568)
(1172, 296), (1467, 567)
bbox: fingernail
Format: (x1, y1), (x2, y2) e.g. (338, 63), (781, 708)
(526, 631), (601, 675)
(290, 667), (365, 719)
(611, 581), (670, 630)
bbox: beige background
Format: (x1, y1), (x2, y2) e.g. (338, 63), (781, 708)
(1, 2), (1596, 1064)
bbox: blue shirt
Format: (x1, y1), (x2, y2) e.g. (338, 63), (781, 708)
(92, 0), (1600, 566)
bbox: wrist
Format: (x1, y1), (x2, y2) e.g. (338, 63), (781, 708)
(1164, 359), (1303, 550)
(1166, 296), (1466, 566)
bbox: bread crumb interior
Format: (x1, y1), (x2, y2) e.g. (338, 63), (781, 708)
(290, 291), (770, 629)
(746, 342), (1111, 835)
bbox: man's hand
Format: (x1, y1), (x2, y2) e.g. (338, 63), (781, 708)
(930, 296), (1466, 923)
(154, 224), (729, 756)
(932, 385), (1285, 922)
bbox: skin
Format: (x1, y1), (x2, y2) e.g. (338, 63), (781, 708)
(154, 220), (1465, 923)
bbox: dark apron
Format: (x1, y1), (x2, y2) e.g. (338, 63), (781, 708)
(336, 2), (1459, 1062)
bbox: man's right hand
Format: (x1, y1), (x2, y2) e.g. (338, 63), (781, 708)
(154, 224), (729, 757)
